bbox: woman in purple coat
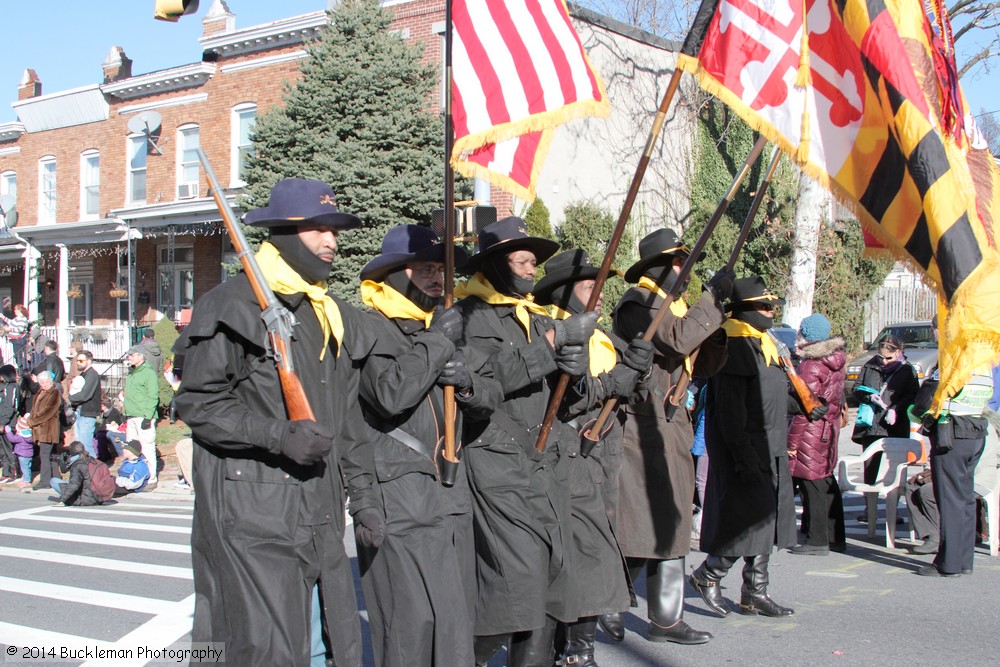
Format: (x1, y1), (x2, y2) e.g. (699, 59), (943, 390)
(787, 314), (847, 555)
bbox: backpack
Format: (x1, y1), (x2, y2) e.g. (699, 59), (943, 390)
(87, 460), (116, 502)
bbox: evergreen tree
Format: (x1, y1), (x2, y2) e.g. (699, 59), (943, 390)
(242, 0), (444, 304)
(524, 197), (554, 240)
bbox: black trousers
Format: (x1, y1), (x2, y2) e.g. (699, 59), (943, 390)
(905, 475), (939, 542)
(36, 441), (56, 488)
(930, 435), (984, 574)
(796, 476), (845, 546)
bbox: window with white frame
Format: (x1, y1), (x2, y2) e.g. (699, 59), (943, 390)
(158, 245), (194, 320)
(177, 125), (200, 199)
(68, 258), (94, 326)
(127, 135), (147, 204)
(80, 150), (100, 219)
(231, 103), (256, 187)
(0, 171), (14, 229)
(38, 157), (56, 224)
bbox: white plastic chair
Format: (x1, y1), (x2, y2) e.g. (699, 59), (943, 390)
(973, 429), (1000, 557)
(838, 437), (924, 548)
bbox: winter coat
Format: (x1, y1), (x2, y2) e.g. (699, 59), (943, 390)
(58, 456), (103, 506)
(31, 352), (65, 385)
(347, 311), (501, 667)
(69, 367), (102, 418)
(123, 362), (158, 420)
(612, 287), (727, 559)
(117, 455), (151, 491)
(787, 337), (847, 480)
(28, 387), (61, 444)
(701, 333), (798, 556)
(174, 272), (371, 667)
(852, 356), (919, 442)
(5, 426), (34, 458)
(0, 382), (18, 427)
(455, 294), (570, 633)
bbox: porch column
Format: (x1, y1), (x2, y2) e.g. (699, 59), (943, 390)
(57, 244), (70, 356)
(23, 243), (39, 321)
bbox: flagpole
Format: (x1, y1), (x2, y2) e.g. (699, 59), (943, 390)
(582, 135), (769, 444)
(663, 144), (782, 419)
(439, 0), (459, 486)
(534, 68), (685, 454)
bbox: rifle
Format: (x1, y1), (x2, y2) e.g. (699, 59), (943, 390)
(767, 330), (823, 415)
(195, 148), (316, 421)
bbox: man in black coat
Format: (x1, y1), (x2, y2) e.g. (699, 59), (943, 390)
(454, 218), (598, 667)
(174, 179), (371, 667)
(347, 224), (502, 667)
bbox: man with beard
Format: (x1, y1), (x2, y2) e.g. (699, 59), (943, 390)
(347, 224), (502, 666)
(454, 217), (598, 667)
(610, 228), (731, 645)
(532, 248), (652, 665)
(690, 276), (800, 619)
(174, 179), (369, 667)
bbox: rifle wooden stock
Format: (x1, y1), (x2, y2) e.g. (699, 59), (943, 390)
(585, 136), (769, 440)
(196, 148), (316, 422)
(664, 145), (783, 417)
(780, 356), (823, 415)
(535, 68), (684, 454)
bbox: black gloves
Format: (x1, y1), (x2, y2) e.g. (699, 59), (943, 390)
(279, 420), (333, 466)
(354, 508), (386, 549)
(140, 418), (152, 430)
(808, 398), (829, 422)
(428, 305), (464, 344)
(705, 267), (736, 302)
(552, 311), (599, 348)
(623, 337), (654, 374)
(606, 365), (640, 398)
(438, 350), (473, 393)
(556, 344), (588, 377)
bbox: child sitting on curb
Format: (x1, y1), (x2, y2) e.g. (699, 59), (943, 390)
(115, 440), (151, 494)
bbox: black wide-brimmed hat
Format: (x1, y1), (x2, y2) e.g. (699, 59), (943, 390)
(459, 216), (560, 276)
(244, 178), (361, 229)
(623, 227), (704, 283)
(725, 275), (786, 312)
(360, 224), (469, 282)
(533, 248), (618, 305)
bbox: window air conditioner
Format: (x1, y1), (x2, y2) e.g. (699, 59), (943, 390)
(178, 182), (199, 199)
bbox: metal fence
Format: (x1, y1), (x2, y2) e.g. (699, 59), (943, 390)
(861, 284), (937, 343)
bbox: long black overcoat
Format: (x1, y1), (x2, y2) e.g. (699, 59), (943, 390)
(700, 334), (797, 556)
(175, 273), (372, 667)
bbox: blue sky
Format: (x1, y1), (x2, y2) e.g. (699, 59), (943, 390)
(2, 1), (997, 127)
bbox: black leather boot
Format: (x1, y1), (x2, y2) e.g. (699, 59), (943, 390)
(562, 617), (598, 666)
(739, 555), (794, 617)
(647, 558), (712, 644)
(689, 555), (736, 617)
(508, 616), (558, 667)
(474, 633), (509, 667)
(596, 613), (624, 642)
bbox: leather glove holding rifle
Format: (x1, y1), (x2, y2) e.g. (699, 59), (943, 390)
(552, 311), (599, 349)
(353, 508), (386, 549)
(704, 267), (736, 302)
(604, 365), (641, 398)
(437, 350), (473, 394)
(808, 398), (830, 422)
(427, 305), (464, 344)
(623, 337), (654, 375)
(556, 344), (589, 377)
(278, 420), (334, 466)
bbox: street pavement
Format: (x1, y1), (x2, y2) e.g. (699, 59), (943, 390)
(0, 428), (997, 666)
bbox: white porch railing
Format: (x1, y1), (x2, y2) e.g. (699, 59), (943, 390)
(41, 326), (133, 362)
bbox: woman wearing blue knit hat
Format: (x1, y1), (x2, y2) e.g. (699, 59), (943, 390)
(787, 314), (848, 555)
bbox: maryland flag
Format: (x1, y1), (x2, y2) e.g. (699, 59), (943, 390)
(676, 0), (1000, 406)
(450, 0), (610, 200)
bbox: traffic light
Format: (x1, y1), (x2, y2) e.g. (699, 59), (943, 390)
(154, 0), (199, 22)
(431, 205), (497, 245)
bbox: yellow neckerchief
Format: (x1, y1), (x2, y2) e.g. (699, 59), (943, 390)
(637, 276), (692, 374)
(549, 305), (617, 375)
(255, 241), (343, 360)
(723, 318), (779, 367)
(456, 273), (548, 340)
(360, 280), (434, 327)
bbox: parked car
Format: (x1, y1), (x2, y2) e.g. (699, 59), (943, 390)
(844, 320), (937, 396)
(769, 325), (800, 363)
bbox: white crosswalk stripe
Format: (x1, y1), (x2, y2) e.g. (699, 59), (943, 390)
(0, 498), (195, 666)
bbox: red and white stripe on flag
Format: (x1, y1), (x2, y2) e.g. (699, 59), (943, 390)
(451, 0), (609, 201)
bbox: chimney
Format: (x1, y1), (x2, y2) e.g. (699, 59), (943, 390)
(102, 46), (133, 83)
(18, 69), (42, 100)
(203, 0), (236, 38)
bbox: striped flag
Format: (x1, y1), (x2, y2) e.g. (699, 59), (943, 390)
(451, 0), (609, 200)
(676, 0), (1000, 404)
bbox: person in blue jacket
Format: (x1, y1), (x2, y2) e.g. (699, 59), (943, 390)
(115, 441), (150, 493)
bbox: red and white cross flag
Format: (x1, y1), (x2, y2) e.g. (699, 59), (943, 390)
(451, 0), (609, 201)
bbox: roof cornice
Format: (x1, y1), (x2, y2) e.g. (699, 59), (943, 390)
(101, 62), (217, 100)
(199, 10), (327, 59)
